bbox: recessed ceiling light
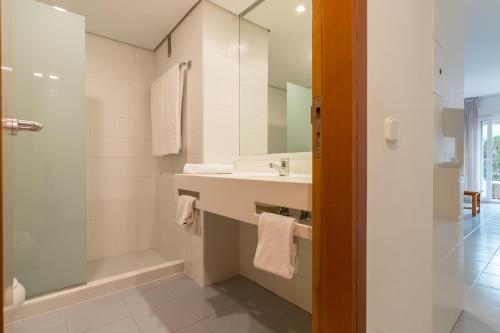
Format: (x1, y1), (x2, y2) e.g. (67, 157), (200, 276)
(1, 66), (13, 72)
(53, 6), (67, 12)
(296, 5), (306, 13)
(49, 75), (59, 80)
(33, 72), (43, 78)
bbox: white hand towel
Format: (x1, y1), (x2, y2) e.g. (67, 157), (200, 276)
(253, 212), (297, 279)
(175, 195), (202, 236)
(183, 163), (234, 174)
(151, 62), (184, 156)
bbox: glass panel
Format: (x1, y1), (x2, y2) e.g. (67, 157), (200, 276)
(481, 120), (489, 198)
(11, 0), (86, 297)
(492, 121), (500, 200)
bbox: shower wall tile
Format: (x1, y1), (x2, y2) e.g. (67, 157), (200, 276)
(86, 33), (156, 261)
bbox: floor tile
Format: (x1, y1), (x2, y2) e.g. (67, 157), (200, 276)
(122, 276), (200, 310)
(86, 317), (139, 333)
(212, 276), (270, 303)
(20, 309), (67, 333)
(11, 274), (312, 333)
(202, 304), (271, 333)
(461, 203), (500, 331)
(464, 258), (489, 272)
(477, 273), (500, 290)
(261, 310), (312, 333)
(176, 322), (213, 333)
(66, 294), (130, 333)
(484, 263), (500, 277)
(178, 285), (239, 319)
(237, 290), (298, 324)
(452, 313), (499, 333)
(468, 284), (500, 307)
(127, 297), (200, 333)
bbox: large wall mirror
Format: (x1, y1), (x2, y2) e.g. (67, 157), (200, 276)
(239, 0), (312, 155)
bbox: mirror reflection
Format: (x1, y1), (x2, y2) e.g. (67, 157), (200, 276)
(239, 0), (312, 155)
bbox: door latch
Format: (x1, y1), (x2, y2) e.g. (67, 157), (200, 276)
(311, 97), (322, 158)
(2, 118), (43, 135)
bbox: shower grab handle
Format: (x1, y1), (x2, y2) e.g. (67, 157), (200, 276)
(2, 118), (43, 135)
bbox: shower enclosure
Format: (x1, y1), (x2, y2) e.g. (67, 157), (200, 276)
(5, 0), (86, 298)
(2, 2), (181, 317)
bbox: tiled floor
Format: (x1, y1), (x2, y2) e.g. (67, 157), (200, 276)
(453, 203), (500, 332)
(87, 248), (171, 281)
(8, 275), (311, 333)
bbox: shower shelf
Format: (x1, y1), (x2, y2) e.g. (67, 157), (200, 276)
(175, 173), (312, 240)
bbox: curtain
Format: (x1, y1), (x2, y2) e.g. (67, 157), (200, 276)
(464, 97), (480, 191)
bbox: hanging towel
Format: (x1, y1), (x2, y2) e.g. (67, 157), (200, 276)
(253, 212), (297, 279)
(175, 195), (202, 236)
(183, 163), (235, 174)
(151, 62), (184, 156)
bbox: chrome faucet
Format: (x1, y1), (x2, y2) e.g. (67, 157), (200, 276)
(269, 158), (290, 176)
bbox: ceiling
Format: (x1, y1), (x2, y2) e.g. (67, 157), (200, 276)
(244, 0), (312, 90)
(211, 0), (256, 15)
(36, 0), (256, 50)
(465, 0), (500, 97)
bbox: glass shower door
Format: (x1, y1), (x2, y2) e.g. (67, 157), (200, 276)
(7, 0), (86, 297)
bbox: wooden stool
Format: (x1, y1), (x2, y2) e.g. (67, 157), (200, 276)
(464, 191), (481, 216)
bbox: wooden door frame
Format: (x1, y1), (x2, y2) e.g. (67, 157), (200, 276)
(312, 0), (367, 332)
(1, 0), (4, 329)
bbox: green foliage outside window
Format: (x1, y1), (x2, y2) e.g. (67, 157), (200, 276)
(484, 136), (500, 181)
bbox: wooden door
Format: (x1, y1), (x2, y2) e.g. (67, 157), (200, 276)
(312, 0), (367, 332)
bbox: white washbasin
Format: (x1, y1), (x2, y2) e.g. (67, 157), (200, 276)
(179, 173), (312, 184)
(175, 172), (312, 225)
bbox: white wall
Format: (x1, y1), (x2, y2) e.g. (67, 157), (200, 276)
(201, 1), (240, 164)
(154, 0), (240, 286)
(433, 0), (465, 332)
(154, 1), (204, 276)
(86, 33), (157, 261)
(367, 0), (434, 332)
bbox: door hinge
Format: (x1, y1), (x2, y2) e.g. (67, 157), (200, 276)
(311, 96), (322, 158)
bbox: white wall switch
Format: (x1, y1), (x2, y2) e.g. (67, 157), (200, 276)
(385, 117), (400, 143)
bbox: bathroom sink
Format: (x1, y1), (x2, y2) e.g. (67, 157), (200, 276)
(175, 172), (312, 223)
(182, 173), (312, 184)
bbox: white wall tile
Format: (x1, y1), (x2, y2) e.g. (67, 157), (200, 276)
(135, 158), (155, 177)
(113, 158), (135, 178)
(134, 118), (151, 139)
(134, 139), (152, 158)
(86, 33), (156, 260)
(114, 138), (135, 158)
(114, 117), (135, 138)
(87, 219), (115, 261)
(90, 115), (114, 137)
(114, 98), (137, 119)
(89, 158), (114, 179)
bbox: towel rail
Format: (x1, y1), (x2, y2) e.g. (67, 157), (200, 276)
(192, 200), (312, 240)
(180, 60), (192, 69)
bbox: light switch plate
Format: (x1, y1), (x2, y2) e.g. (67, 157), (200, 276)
(385, 117), (400, 143)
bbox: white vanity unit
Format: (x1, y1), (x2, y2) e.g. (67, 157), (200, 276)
(174, 173), (313, 239)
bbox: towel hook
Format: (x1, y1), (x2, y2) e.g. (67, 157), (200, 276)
(180, 60), (192, 70)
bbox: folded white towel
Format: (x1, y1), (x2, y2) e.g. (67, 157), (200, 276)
(175, 195), (201, 236)
(253, 213), (297, 279)
(183, 163), (234, 174)
(150, 62), (184, 156)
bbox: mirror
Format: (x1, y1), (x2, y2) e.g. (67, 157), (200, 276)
(239, 0), (312, 155)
